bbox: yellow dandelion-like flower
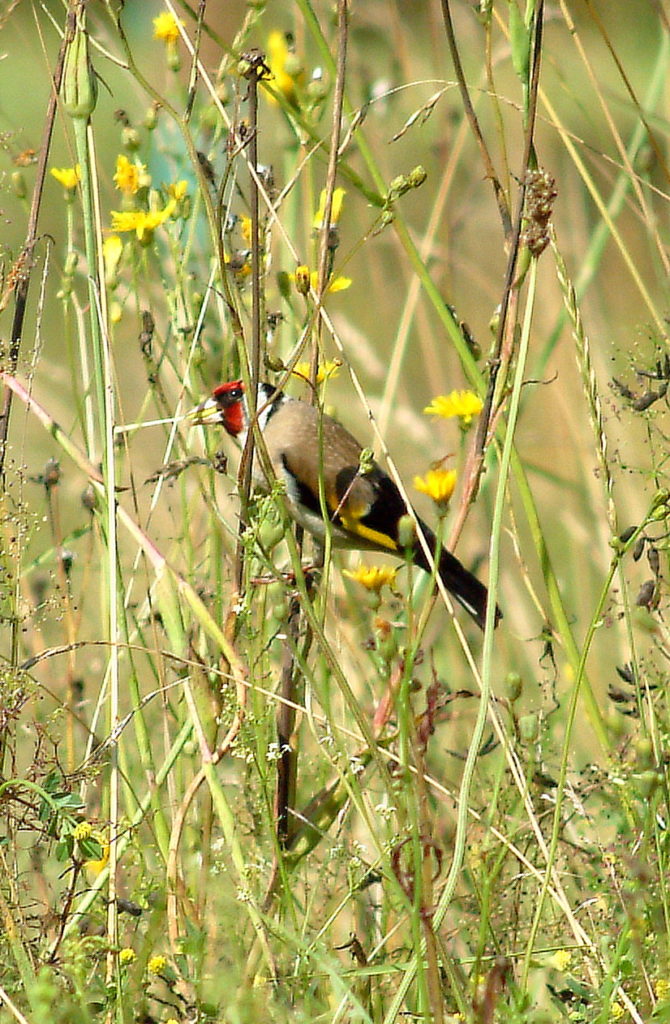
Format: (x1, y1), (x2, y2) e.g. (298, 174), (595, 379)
(546, 949), (572, 972)
(147, 954), (167, 975)
(110, 211), (140, 233)
(72, 821), (93, 842)
(293, 264), (311, 296)
(655, 979), (670, 1000)
(264, 30), (302, 107)
(413, 468), (457, 508)
(50, 165), (80, 191)
(322, 273), (352, 293)
(313, 187), (346, 230)
(288, 267), (351, 295)
(167, 179), (188, 202)
(82, 830), (109, 878)
(610, 1001), (624, 1020)
(119, 947), (136, 966)
(153, 11), (181, 44)
(424, 390), (483, 428)
(103, 235), (123, 285)
(291, 360), (341, 385)
(343, 565), (397, 593)
(113, 154), (146, 195)
(240, 215), (252, 244)
(110, 198), (177, 243)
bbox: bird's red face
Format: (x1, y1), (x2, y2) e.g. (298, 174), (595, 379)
(189, 380), (247, 437)
(211, 380), (246, 437)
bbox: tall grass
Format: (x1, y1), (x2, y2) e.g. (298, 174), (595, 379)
(0, 1), (669, 1022)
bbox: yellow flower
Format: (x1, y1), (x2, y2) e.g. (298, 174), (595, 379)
(313, 187), (346, 230)
(610, 1001), (624, 1020)
(72, 821), (92, 842)
(240, 215), (252, 244)
(147, 954), (167, 975)
(293, 264), (311, 296)
(113, 154), (146, 195)
(82, 830), (109, 878)
(167, 179), (188, 202)
(413, 468), (457, 508)
(655, 979), (670, 1000)
(424, 390), (483, 428)
(288, 267), (351, 295)
(322, 274), (352, 293)
(110, 198), (177, 243)
(153, 11), (181, 44)
(264, 31), (302, 107)
(343, 565), (397, 593)
(291, 360), (341, 385)
(50, 165), (80, 190)
(119, 947), (136, 966)
(546, 949), (571, 972)
(103, 235), (123, 285)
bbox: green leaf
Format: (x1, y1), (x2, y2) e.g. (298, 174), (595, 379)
(78, 837), (104, 861)
(55, 836), (73, 863)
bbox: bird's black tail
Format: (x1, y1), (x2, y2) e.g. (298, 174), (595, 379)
(412, 519), (501, 630)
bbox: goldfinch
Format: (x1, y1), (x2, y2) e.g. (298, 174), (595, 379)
(190, 380), (501, 629)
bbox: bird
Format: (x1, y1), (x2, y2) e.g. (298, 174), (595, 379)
(189, 379), (501, 629)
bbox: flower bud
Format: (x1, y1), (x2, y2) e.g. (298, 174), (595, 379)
(519, 713), (538, 743)
(504, 671), (523, 702)
(81, 485), (97, 512)
(258, 518), (284, 551)
(294, 264), (311, 296)
(167, 42), (181, 73)
(43, 458), (61, 490)
(144, 103), (159, 131)
(397, 514), (416, 550)
(650, 489), (670, 518)
(408, 165), (427, 189)
(11, 171), (26, 199)
(62, 23), (98, 120)
(307, 74), (328, 103)
(122, 126), (141, 151)
(276, 271), (291, 300)
(59, 548), (75, 576)
(284, 53), (303, 79)
(633, 737), (654, 769)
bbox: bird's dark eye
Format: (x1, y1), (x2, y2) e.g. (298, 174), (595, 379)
(218, 386), (242, 407)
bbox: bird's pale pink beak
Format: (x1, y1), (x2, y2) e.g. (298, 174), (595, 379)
(186, 397), (221, 426)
